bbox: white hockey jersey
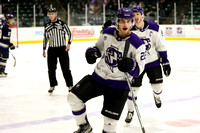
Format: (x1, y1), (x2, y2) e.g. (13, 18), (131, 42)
(131, 21), (168, 68)
(91, 27), (146, 90)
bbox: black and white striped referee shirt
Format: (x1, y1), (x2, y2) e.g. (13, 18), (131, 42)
(43, 19), (72, 50)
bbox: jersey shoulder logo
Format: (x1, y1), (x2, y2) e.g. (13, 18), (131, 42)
(149, 31), (153, 37)
(104, 36), (107, 40)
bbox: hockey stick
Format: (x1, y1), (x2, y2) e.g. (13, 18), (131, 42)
(124, 73), (145, 133)
(9, 51), (16, 67)
(121, 39), (145, 132)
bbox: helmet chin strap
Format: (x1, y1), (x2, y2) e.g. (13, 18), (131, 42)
(115, 18), (121, 33)
(116, 23), (122, 33)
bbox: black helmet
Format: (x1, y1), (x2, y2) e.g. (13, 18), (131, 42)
(6, 14), (14, 20)
(48, 8), (57, 13)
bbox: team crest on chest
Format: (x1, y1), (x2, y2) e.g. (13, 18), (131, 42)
(141, 36), (151, 56)
(105, 45), (122, 72)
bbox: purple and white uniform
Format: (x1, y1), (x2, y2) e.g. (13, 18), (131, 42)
(131, 20), (168, 68)
(92, 27), (146, 90)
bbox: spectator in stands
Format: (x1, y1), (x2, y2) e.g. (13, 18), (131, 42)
(2, 3), (7, 14)
(103, 0), (115, 15)
(129, 1), (136, 9)
(149, 9), (156, 18)
(19, 16), (27, 27)
(104, 0), (110, 8)
(88, 0), (103, 25)
(43, 4), (49, 24)
(77, 1), (86, 13)
(89, 0), (102, 14)
(159, 0), (166, 18)
(181, 13), (188, 24)
(145, 9), (155, 22)
(111, 0), (118, 11)
(104, 0), (118, 11)
(36, 4), (44, 26)
(139, 1), (145, 10)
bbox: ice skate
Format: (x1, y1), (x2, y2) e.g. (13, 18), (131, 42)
(48, 86), (55, 95)
(154, 96), (162, 108)
(74, 123), (92, 133)
(125, 111), (134, 123)
(74, 117), (92, 133)
(0, 71), (7, 77)
(68, 86), (73, 92)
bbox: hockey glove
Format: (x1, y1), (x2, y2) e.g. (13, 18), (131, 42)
(9, 43), (15, 50)
(118, 57), (134, 72)
(85, 48), (98, 64)
(161, 59), (171, 77)
(102, 20), (112, 30)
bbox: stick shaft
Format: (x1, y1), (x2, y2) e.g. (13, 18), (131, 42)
(124, 73), (145, 133)
(9, 51), (16, 67)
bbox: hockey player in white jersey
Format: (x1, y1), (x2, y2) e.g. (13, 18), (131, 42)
(124, 5), (171, 123)
(67, 8), (146, 133)
(102, 5), (171, 123)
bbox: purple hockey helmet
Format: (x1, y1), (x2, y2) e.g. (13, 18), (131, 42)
(117, 8), (134, 20)
(132, 5), (144, 14)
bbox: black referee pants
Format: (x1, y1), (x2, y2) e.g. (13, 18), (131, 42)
(47, 46), (73, 87)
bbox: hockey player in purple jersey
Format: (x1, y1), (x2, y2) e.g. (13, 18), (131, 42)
(124, 5), (171, 123)
(0, 14), (15, 77)
(67, 8), (146, 133)
(102, 5), (171, 123)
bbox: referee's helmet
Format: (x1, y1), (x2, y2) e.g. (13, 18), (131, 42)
(48, 8), (57, 13)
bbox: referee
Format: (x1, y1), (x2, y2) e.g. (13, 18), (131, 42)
(43, 8), (73, 94)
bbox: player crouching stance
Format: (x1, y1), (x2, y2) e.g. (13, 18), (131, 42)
(0, 14), (15, 77)
(67, 8), (146, 133)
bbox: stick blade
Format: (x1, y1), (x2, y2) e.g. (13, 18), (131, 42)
(142, 127), (145, 133)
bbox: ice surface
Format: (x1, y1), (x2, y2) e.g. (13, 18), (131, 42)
(0, 40), (200, 133)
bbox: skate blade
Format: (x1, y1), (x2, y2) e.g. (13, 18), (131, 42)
(49, 92), (53, 96)
(0, 75), (7, 78)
